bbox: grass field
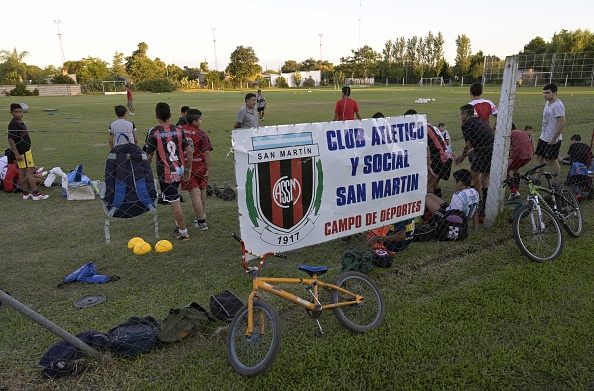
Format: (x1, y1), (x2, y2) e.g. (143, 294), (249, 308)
(1, 86), (594, 390)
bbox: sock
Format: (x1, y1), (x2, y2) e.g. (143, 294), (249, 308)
(482, 188), (488, 203)
(179, 229), (188, 235)
(198, 219), (206, 224)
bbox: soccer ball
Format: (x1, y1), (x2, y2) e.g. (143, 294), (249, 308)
(155, 240), (173, 253)
(133, 241), (152, 255)
(128, 237), (145, 249)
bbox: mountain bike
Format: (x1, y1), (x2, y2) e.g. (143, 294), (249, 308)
(503, 163), (583, 262)
(226, 233), (385, 377)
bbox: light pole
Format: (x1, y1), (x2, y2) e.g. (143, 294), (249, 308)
(211, 28), (218, 71)
(319, 34), (323, 85)
(53, 20), (66, 73)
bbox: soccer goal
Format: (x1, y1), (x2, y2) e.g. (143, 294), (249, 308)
(518, 70), (553, 87)
(418, 77), (444, 87)
(102, 80), (127, 94)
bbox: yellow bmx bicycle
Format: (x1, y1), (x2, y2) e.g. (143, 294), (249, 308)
(226, 233), (385, 377)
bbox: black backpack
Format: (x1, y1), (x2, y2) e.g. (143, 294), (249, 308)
(39, 331), (109, 378)
(107, 316), (161, 357)
(435, 209), (469, 241)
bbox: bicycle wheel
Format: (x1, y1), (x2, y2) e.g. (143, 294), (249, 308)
(330, 271), (385, 332)
(226, 300), (282, 377)
(512, 203), (563, 262)
(555, 185), (584, 238)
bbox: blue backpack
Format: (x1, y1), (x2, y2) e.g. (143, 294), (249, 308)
(107, 316), (161, 358)
(102, 140), (158, 243)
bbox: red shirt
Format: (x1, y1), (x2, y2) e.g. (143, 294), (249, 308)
(334, 98), (360, 121)
(469, 99), (497, 123)
(181, 125), (213, 175)
(510, 130), (534, 160)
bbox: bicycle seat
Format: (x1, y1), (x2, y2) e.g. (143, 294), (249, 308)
(298, 265), (328, 277)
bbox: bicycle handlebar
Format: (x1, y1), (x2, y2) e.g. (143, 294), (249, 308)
(232, 233), (288, 271)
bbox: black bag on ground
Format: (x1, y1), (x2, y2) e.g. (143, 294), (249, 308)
(210, 290), (244, 321)
(370, 248), (394, 268)
(39, 330), (109, 378)
(158, 302), (215, 343)
(341, 247), (375, 274)
(107, 316), (161, 357)
(435, 209), (469, 241)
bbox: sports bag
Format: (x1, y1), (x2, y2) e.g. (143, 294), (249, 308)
(341, 248), (375, 274)
(210, 290), (244, 321)
(39, 330), (109, 378)
(107, 316), (161, 357)
(435, 209), (469, 241)
(158, 302), (215, 343)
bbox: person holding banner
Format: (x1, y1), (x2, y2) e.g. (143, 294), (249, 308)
(333, 86), (362, 121)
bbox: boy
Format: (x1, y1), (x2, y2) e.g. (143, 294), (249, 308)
(109, 105), (138, 147)
(333, 86), (362, 121)
(126, 85), (135, 115)
(256, 90), (266, 121)
(176, 106), (190, 127)
(181, 109), (213, 230)
(425, 169), (480, 231)
(536, 83), (565, 182)
(507, 123), (535, 199)
(469, 81), (498, 130)
(7, 103), (49, 200)
(144, 102), (193, 240)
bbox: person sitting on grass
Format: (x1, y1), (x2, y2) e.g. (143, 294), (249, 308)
(424, 168), (480, 231)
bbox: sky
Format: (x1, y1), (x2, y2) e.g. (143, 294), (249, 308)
(2, 0), (593, 73)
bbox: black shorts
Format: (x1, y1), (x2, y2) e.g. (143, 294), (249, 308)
(159, 181), (181, 203)
(257, 107), (265, 112)
(431, 160), (452, 180)
(535, 139), (561, 161)
(470, 154), (492, 173)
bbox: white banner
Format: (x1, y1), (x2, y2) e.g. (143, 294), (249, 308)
(232, 115), (428, 254)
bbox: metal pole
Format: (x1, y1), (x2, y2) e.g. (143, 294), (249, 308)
(0, 290), (101, 358)
(211, 28), (218, 71)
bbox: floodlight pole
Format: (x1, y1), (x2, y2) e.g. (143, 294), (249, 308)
(319, 34), (323, 85)
(53, 19), (70, 95)
(212, 28), (218, 71)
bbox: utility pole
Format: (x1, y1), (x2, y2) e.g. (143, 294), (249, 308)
(211, 28), (218, 71)
(319, 34), (323, 86)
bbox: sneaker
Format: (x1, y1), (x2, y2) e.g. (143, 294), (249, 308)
(175, 233), (190, 241)
(32, 192), (49, 200)
(196, 222), (208, 231)
(129, 112), (135, 115)
(22, 192), (31, 200)
(508, 191), (520, 200)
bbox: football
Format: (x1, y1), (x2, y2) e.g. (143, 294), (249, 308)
(133, 241), (152, 255)
(128, 237), (145, 249)
(154, 240), (173, 253)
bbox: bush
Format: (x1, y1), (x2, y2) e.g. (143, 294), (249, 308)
(276, 76), (288, 88)
(8, 83), (37, 96)
(137, 78), (176, 93)
(302, 77), (316, 88)
(52, 74), (76, 84)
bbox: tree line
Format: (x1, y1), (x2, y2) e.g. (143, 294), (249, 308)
(1, 29), (592, 91)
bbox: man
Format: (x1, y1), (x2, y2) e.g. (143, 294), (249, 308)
(454, 104), (494, 207)
(536, 83), (565, 182)
(234, 93), (259, 129)
(333, 86), (362, 121)
(562, 134), (589, 166)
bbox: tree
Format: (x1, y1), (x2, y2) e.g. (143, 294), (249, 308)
(199, 62), (209, 72)
(300, 58), (318, 71)
(204, 70), (224, 89)
(77, 57), (109, 83)
(282, 60), (299, 73)
(166, 64), (184, 81)
(110, 52), (127, 79)
(549, 29), (594, 53)
(340, 45), (379, 78)
(454, 34), (472, 76)
(292, 71), (302, 87)
(520, 37), (548, 55)
(225, 46), (261, 88)
(0, 48), (30, 82)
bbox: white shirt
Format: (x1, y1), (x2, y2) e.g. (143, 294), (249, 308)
(447, 188), (480, 219)
(541, 99), (565, 143)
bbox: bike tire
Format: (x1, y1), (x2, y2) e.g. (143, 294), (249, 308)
(555, 185), (584, 238)
(226, 300), (282, 377)
(330, 271), (385, 332)
(512, 203), (563, 262)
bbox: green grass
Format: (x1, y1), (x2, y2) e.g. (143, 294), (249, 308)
(1, 86), (594, 390)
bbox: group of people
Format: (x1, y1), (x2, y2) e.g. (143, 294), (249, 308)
(347, 82), (574, 261)
(107, 102), (213, 241)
